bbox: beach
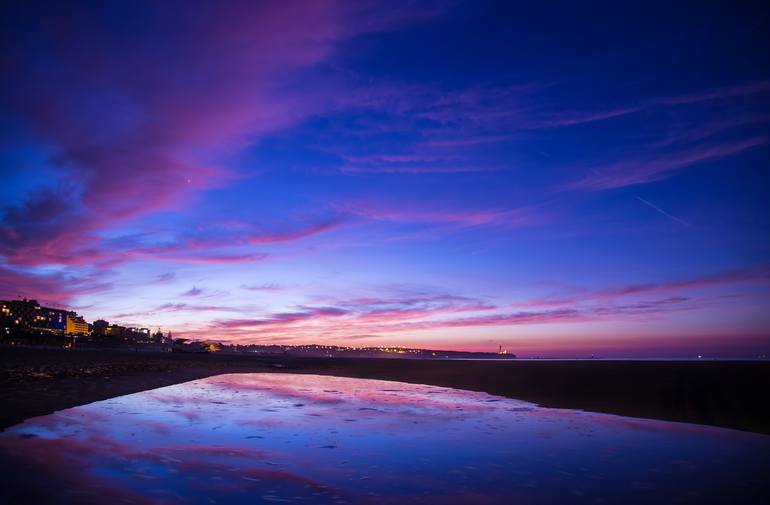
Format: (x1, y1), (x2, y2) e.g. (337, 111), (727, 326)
(1, 346), (769, 434)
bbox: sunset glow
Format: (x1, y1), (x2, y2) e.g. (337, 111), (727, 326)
(1, 1), (769, 356)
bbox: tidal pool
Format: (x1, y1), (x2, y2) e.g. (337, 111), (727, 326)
(0, 373), (768, 504)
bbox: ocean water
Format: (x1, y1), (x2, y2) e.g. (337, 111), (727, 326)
(0, 373), (768, 504)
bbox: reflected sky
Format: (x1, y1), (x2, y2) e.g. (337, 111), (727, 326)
(1, 373), (769, 504)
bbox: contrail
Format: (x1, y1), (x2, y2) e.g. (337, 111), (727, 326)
(636, 196), (691, 227)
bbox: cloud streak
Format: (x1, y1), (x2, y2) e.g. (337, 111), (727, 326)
(566, 137), (765, 190)
(521, 263), (770, 308)
(334, 200), (544, 229)
(532, 80), (770, 128)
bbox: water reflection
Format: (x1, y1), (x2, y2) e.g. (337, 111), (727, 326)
(1, 373), (768, 504)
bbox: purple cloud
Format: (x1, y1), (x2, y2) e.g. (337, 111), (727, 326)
(181, 286), (204, 297)
(521, 263), (770, 308)
(0, 2), (444, 269)
(0, 265), (111, 306)
(212, 306), (350, 330)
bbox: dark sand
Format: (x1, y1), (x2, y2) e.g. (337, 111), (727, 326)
(1, 346), (769, 434)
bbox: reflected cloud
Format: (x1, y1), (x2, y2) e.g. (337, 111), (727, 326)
(1, 374), (769, 504)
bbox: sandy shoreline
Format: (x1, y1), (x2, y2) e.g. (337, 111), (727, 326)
(2, 346), (769, 434)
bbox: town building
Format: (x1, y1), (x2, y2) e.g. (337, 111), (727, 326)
(1, 298), (43, 328)
(0, 298), (70, 334)
(65, 314), (89, 335)
(91, 319), (109, 335)
(41, 307), (68, 332)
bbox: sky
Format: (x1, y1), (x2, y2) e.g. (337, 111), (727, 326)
(1, 1), (769, 357)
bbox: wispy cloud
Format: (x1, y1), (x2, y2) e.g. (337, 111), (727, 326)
(597, 263), (770, 298)
(648, 113), (770, 148)
(529, 106), (644, 128)
(310, 82), (539, 175)
(181, 286), (204, 297)
(212, 306), (350, 330)
(333, 200), (544, 229)
(566, 137), (766, 191)
(652, 80), (770, 106)
(240, 283), (285, 292)
(110, 302), (246, 321)
(321, 77), (769, 188)
(531, 80), (770, 128)
(155, 273), (175, 283)
(339, 163), (500, 174)
(521, 263), (770, 308)
(0, 265), (112, 306)
(247, 220), (344, 245)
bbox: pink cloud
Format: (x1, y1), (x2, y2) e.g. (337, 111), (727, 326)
(203, 295), (723, 344)
(202, 305), (583, 342)
(195, 289), (580, 341)
(187, 267), (770, 344)
(197, 289), (497, 340)
(1, 1), (445, 269)
(0, 265), (111, 306)
(2, 218), (342, 269)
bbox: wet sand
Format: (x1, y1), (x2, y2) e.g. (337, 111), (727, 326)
(1, 346), (769, 434)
